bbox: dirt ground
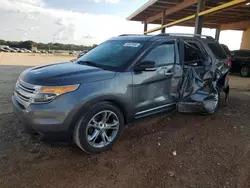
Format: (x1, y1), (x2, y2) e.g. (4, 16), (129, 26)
(0, 53), (250, 188)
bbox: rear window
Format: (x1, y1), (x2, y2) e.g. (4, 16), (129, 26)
(207, 42), (227, 59)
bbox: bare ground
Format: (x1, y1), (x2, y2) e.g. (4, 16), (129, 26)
(0, 53), (250, 188)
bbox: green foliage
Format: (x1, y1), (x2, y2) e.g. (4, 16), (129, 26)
(0, 39), (95, 51)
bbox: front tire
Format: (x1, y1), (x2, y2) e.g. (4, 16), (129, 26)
(73, 102), (124, 154)
(240, 67), (249, 77)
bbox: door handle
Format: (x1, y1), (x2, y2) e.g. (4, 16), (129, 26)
(164, 70), (173, 76)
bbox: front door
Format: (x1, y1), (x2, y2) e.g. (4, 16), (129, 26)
(132, 40), (178, 118)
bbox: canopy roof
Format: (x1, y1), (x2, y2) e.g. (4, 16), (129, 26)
(127, 0), (250, 30)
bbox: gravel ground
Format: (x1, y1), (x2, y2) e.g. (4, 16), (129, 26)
(0, 54), (250, 188)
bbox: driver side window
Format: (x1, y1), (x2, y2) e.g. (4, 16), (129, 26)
(143, 43), (175, 67)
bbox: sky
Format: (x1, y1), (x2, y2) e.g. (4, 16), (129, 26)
(0, 0), (243, 50)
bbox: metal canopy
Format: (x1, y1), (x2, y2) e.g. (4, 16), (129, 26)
(127, 0), (250, 32)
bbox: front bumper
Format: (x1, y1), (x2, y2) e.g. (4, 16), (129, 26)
(12, 93), (78, 140)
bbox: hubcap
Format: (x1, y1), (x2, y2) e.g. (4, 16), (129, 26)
(86, 110), (119, 148)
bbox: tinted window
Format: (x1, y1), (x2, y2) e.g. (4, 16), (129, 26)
(143, 44), (175, 66)
(77, 40), (145, 68)
(233, 51), (241, 56)
(184, 42), (203, 62)
(207, 42), (227, 59)
(233, 50), (250, 57)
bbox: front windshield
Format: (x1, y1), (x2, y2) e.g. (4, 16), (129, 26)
(76, 40), (145, 68)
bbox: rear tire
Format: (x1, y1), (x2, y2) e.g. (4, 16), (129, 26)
(73, 102), (124, 154)
(213, 87), (220, 113)
(202, 87), (220, 115)
(240, 67), (249, 77)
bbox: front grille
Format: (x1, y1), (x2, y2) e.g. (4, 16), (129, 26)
(14, 80), (37, 105)
(14, 91), (29, 102)
(18, 82), (35, 93)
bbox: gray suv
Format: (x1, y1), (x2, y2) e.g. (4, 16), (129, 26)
(12, 34), (230, 154)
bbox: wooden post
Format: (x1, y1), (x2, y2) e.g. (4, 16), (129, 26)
(215, 28), (221, 41)
(161, 11), (166, 33)
(144, 23), (148, 35)
(195, 0), (205, 34)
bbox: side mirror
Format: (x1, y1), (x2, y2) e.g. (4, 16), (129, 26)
(134, 60), (156, 72)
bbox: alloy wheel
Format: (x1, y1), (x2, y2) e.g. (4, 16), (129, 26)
(241, 67), (249, 77)
(85, 110), (119, 148)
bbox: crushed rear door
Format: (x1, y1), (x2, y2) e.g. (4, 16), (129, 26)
(176, 39), (230, 114)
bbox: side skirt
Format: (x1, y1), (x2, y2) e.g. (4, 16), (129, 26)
(134, 103), (176, 119)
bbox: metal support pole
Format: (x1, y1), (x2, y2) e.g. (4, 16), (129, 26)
(215, 28), (221, 41)
(195, 0), (205, 34)
(144, 23), (148, 35)
(161, 11), (166, 33)
(145, 0), (247, 34)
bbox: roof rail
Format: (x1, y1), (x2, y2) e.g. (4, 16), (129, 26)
(156, 33), (170, 37)
(119, 34), (146, 37)
(156, 33), (214, 40)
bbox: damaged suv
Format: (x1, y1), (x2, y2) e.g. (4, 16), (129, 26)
(13, 34), (230, 154)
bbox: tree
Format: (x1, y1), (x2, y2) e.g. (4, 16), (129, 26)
(19, 41), (34, 49)
(0, 39), (93, 51)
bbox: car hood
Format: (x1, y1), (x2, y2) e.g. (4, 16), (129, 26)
(20, 62), (116, 86)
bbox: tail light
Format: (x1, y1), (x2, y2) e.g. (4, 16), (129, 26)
(226, 57), (232, 67)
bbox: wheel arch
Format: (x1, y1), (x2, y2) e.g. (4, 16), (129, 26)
(68, 95), (132, 134)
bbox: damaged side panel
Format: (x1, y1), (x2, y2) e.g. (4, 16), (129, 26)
(175, 40), (230, 114)
(177, 66), (220, 114)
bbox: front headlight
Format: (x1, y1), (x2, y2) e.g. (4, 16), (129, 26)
(31, 84), (79, 103)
